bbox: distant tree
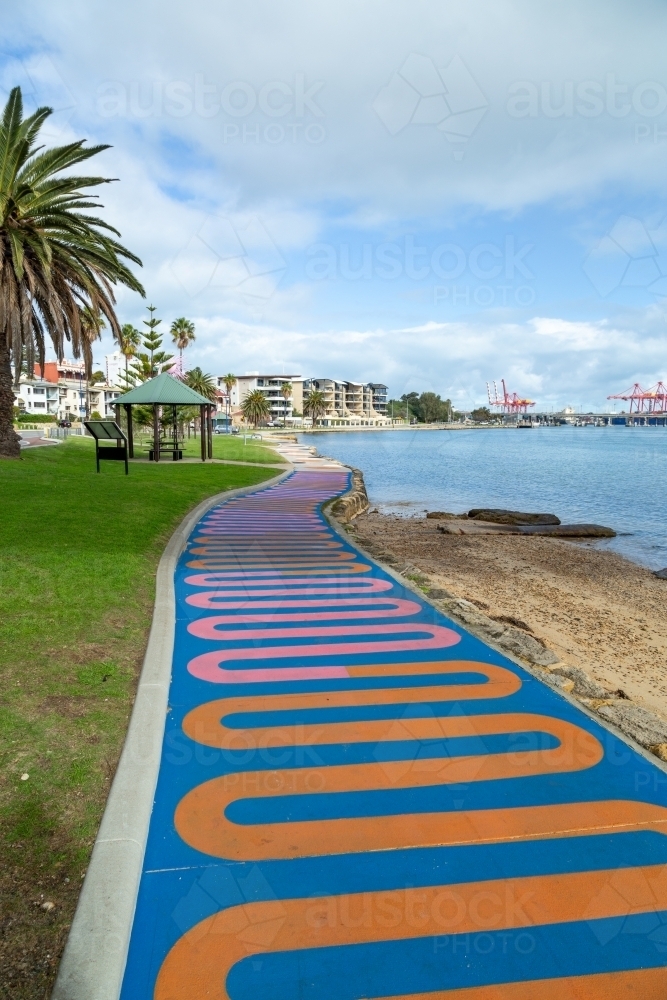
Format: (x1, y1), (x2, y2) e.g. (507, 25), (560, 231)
(241, 389), (270, 428)
(185, 367), (217, 401)
(304, 388), (327, 426)
(126, 305), (173, 382)
(170, 317), (195, 374)
(395, 391), (451, 423)
(280, 382), (292, 426)
(399, 392), (420, 422)
(90, 410), (102, 419)
(80, 306), (106, 417)
(471, 406), (492, 422)
(118, 324), (141, 385)
(217, 373), (236, 432)
(416, 392), (447, 423)
(89, 371), (106, 385)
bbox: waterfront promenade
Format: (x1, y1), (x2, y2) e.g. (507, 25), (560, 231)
(87, 465), (667, 996)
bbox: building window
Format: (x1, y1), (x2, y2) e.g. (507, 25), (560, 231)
(34, 402), (46, 408)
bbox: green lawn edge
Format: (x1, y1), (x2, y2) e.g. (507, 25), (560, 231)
(0, 438), (277, 997)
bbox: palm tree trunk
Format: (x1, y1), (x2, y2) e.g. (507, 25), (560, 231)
(0, 334), (21, 459)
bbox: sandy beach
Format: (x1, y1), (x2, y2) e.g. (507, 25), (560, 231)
(348, 510), (667, 720)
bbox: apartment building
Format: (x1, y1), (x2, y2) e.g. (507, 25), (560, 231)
(14, 379), (60, 417)
(303, 378), (390, 425)
(215, 372), (391, 426)
(17, 360), (123, 420)
(105, 351), (127, 387)
(221, 373), (302, 425)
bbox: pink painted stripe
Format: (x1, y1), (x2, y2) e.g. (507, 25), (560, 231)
(186, 598), (421, 629)
(187, 626), (461, 683)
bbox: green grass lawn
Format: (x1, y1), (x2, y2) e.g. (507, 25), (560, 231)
(131, 428), (285, 464)
(0, 438), (277, 998)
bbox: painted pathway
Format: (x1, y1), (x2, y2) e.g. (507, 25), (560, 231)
(120, 468), (667, 999)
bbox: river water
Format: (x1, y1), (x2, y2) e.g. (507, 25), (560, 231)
(299, 426), (667, 571)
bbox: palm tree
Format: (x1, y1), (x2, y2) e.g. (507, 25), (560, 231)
(80, 305), (105, 418)
(220, 372), (236, 430)
(304, 388), (327, 426)
(170, 317), (195, 376)
(221, 372), (236, 396)
(185, 366), (217, 400)
(0, 86), (144, 458)
(241, 388), (270, 428)
(280, 381), (292, 427)
(118, 323), (141, 385)
(185, 367), (217, 438)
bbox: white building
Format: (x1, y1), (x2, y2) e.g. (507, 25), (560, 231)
(302, 378), (389, 425)
(105, 351), (127, 387)
(14, 378), (60, 417)
(217, 372), (391, 426)
(14, 360), (122, 420)
(221, 373), (303, 425)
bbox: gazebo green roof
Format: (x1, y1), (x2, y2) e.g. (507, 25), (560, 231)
(112, 372), (213, 406)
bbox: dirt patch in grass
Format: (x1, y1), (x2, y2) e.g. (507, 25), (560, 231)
(0, 438), (275, 999)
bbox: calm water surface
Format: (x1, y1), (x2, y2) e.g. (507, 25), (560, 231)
(300, 427), (667, 571)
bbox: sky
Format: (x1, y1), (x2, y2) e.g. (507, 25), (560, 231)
(3, 0), (667, 411)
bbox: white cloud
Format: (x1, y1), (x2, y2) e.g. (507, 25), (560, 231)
(3, 1), (667, 409)
(89, 311), (667, 413)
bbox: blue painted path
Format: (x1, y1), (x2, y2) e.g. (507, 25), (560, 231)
(120, 469), (667, 999)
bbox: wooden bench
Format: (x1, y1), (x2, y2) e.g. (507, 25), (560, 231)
(147, 447), (183, 461)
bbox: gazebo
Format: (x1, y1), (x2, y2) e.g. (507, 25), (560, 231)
(111, 373), (216, 462)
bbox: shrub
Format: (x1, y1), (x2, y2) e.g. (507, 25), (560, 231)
(17, 412), (58, 423)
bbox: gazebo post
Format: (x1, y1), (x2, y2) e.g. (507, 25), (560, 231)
(200, 405), (206, 462)
(153, 404), (160, 462)
(207, 404), (213, 459)
(124, 404), (134, 458)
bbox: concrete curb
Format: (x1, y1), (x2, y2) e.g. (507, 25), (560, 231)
(52, 469), (291, 1000)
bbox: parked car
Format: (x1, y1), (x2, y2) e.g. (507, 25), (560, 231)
(58, 419), (72, 428)
(231, 426), (240, 435)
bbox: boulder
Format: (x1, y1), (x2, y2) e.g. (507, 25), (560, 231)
(597, 702), (667, 749)
(522, 523), (616, 538)
(549, 665), (610, 699)
(468, 508), (561, 525)
(654, 568), (667, 580)
(330, 467), (369, 522)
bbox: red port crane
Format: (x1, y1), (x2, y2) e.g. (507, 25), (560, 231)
(486, 379), (536, 414)
(607, 382), (667, 414)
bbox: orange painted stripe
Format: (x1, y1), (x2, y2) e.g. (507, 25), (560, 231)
(184, 704), (584, 759)
(374, 969), (667, 999)
(154, 867), (667, 1000)
(175, 716), (604, 861)
(175, 797), (667, 861)
(185, 561), (372, 574)
(184, 660), (520, 696)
